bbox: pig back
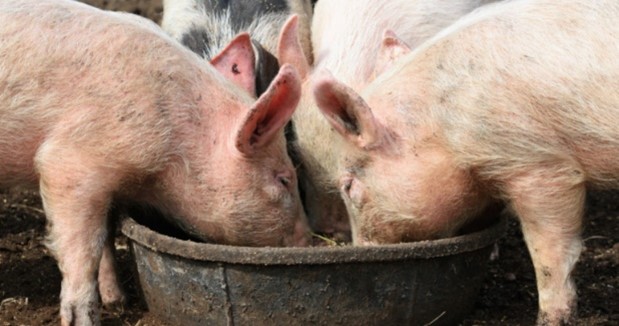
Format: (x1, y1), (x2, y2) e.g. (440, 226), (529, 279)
(0, 0), (224, 185)
(311, 0), (491, 88)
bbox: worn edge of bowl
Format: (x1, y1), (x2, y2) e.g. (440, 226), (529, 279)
(119, 216), (507, 265)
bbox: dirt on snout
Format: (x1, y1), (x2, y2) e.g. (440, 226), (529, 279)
(1, 0), (617, 325)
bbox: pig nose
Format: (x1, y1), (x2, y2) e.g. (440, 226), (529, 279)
(353, 234), (375, 246)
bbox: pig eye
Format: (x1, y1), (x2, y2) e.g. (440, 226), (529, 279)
(341, 176), (364, 208)
(278, 175), (291, 189)
(343, 178), (353, 194)
(274, 170), (294, 193)
(341, 176), (354, 198)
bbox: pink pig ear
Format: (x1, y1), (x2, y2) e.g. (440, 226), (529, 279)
(277, 15), (310, 80)
(210, 32), (257, 95)
(235, 64), (301, 154)
(313, 70), (383, 150)
(373, 30), (411, 78)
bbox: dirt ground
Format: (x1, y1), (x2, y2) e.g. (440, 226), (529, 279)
(1, 0), (617, 325)
(1, 186), (617, 325)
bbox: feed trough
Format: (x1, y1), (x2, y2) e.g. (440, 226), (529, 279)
(120, 215), (506, 326)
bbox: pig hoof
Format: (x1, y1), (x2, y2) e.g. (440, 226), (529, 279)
(60, 300), (100, 326)
(102, 298), (125, 316)
(99, 282), (125, 309)
(101, 291), (125, 315)
(536, 310), (577, 326)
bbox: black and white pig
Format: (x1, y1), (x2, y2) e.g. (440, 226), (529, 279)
(161, 0), (313, 95)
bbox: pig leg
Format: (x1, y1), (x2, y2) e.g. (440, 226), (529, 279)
(505, 165), (584, 325)
(98, 234), (125, 310)
(37, 143), (119, 326)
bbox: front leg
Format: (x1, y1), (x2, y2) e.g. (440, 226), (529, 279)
(38, 144), (121, 326)
(504, 164), (585, 325)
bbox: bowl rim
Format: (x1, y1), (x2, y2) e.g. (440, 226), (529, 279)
(120, 215), (506, 265)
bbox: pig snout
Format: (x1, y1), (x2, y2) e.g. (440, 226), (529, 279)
(352, 233), (377, 246)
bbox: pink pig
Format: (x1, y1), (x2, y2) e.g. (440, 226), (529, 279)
(0, 0), (310, 324)
(312, 0), (619, 324)
(277, 0), (495, 240)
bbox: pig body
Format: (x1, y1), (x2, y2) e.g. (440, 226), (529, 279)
(312, 0), (619, 324)
(162, 0), (313, 95)
(281, 0), (493, 239)
(0, 0), (309, 324)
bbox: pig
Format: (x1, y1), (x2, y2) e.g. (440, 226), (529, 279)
(161, 0), (313, 96)
(277, 0), (495, 241)
(0, 0), (310, 325)
(310, 0), (619, 324)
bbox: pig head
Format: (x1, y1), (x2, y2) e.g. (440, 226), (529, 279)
(311, 71), (491, 244)
(149, 63), (310, 247)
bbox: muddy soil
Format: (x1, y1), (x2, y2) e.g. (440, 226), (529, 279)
(1, 0), (617, 325)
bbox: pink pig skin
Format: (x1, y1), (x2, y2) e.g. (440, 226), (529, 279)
(0, 0), (310, 325)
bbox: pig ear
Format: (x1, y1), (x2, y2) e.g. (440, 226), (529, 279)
(277, 15), (310, 80)
(210, 32), (257, 95)
(313, 70), (382, 150)
(373, 30), (411, 77)
(235, 64), (301, 154)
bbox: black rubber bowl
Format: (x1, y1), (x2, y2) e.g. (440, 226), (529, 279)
(120, 215), (506, 326)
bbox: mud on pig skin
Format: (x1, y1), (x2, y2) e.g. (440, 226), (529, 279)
(311, 0), (619, 324)
(277, 0), (494, 241)
(0, 0), (310, 324)
(161, 0), (313, 96)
